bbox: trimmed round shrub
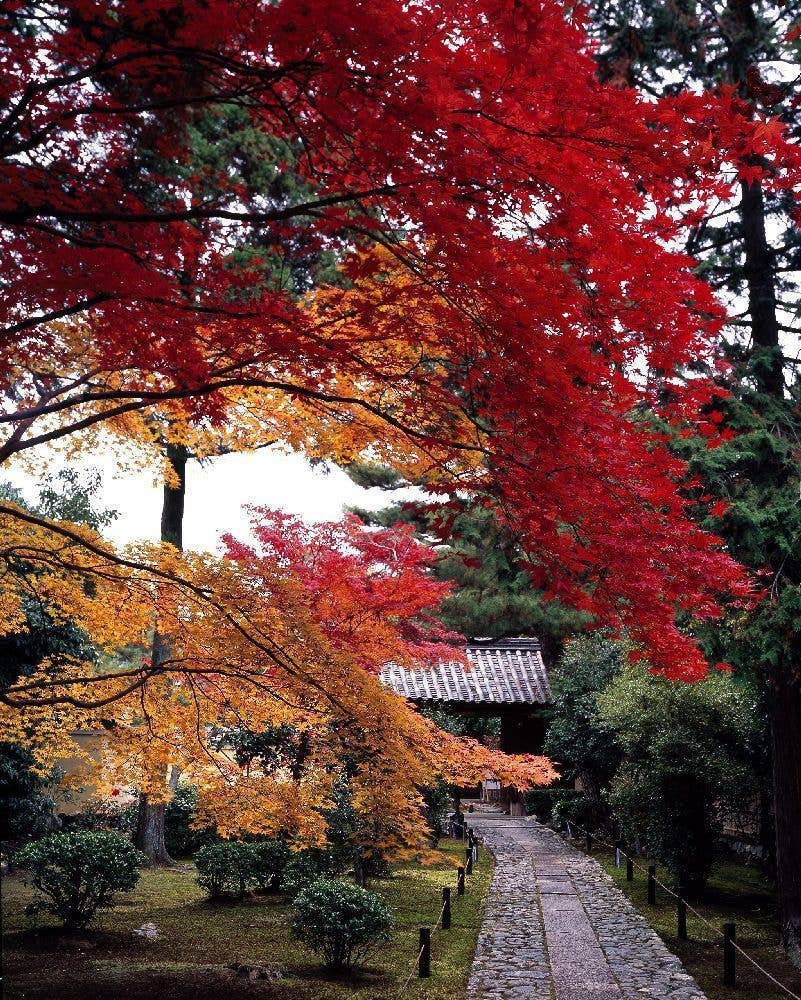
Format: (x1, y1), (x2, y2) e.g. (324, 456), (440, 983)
(280, 845), (348, 895)
(13, 831), (144, 929)
(195, 841), (261, 900)
(253, 839), (292, 892)
(291, 879), (393, 971)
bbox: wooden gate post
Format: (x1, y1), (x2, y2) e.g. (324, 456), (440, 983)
(723, 923), (736, 986)
(419, 927), (431, 978)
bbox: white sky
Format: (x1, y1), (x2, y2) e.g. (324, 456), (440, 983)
(4, 448), (422, 551)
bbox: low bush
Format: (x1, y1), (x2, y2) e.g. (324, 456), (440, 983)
(291, 879), (393, 971)
(422, 777), (453, 844)
(195, 841), (262, 900)
(280, 845), (348, 894)
(164, 784), (215, 858)
(524, 788), (584, 823)
(60, 796), (137, 835)
(253, 839), (292, 892)
(13, 831), (144, 930)
(552, 791), (608, 833)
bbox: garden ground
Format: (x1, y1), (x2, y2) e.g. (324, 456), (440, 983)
(594, 846), (801, 1000)
(1, 838), (491, 1000)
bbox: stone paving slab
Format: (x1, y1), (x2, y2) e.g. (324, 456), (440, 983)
(465, 814), (707, 1000)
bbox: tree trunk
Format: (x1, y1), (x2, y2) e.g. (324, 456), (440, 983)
(160, 441), (187, 549)
(738, 171), (801, 961)
(134, 442), (187, 866)
(135, 796), (171, 865)
(740, 178), (783, 394)
(768, 671), (801, 963)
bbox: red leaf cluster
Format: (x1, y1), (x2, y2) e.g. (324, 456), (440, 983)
(3, 1), (799, 677)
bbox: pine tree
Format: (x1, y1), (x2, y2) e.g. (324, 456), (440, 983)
(352, 482), (586, 664)
(587, 0), (801, 961)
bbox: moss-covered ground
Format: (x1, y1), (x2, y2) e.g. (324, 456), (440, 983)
(593, 846), (801, 1000)
(2, 838), (491, 1000)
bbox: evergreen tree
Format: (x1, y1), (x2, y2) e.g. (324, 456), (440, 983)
(586, 0), (801, 959)
(544, 635), (624, 801)
(352, 485), (586, 663)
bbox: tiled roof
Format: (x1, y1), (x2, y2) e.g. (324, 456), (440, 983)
(380, 638), (551, 705)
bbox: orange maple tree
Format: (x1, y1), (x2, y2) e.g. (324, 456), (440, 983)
(0, 506), (554, 855)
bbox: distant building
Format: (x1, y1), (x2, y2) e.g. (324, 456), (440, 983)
(381, 637), (551, 752)
(381, 637), (552, 810)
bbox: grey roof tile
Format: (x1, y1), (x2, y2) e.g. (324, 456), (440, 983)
(380, 637), (551, 705)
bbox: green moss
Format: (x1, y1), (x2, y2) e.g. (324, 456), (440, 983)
(595, 849), (801, 1000)
(3, 838), (492, 1000)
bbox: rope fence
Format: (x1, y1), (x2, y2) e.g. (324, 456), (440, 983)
(560, 818), (801, 999)
(395, 826), (483, 997)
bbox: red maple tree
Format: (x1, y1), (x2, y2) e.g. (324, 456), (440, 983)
(3, 0), (800, 678)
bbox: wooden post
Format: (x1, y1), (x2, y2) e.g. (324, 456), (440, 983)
(457, 866), (465, 895)
(626, 856), (634, 881)
(677, 897), (687, 941)
(723, 922), (736, 986)
(442, 887), (451, 930)
(465, 846), (474, 875)
(419, 927), (431, 978)
(648, 865), (656, 905)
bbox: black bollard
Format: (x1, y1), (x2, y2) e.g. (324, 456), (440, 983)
(585, 831), (593, 853)
(723, 922), (736, 986)
(457, 865), (465, 895)
(465, 846), (474, 875)
(626, 855), (634, 881)
(419, 927), (431, 978)
(648, 865), (656, 905)
(442, 887), (451, 930)
(677, 897), (687, 941)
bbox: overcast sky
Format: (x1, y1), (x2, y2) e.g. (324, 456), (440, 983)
(5, 448), (422, 552)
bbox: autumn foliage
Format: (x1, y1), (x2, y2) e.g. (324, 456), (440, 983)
(0, 506), (553, 853)
(1, 0), (801, 847)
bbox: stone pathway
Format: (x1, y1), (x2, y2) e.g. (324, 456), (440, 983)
(466, 814), (707, 1000)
